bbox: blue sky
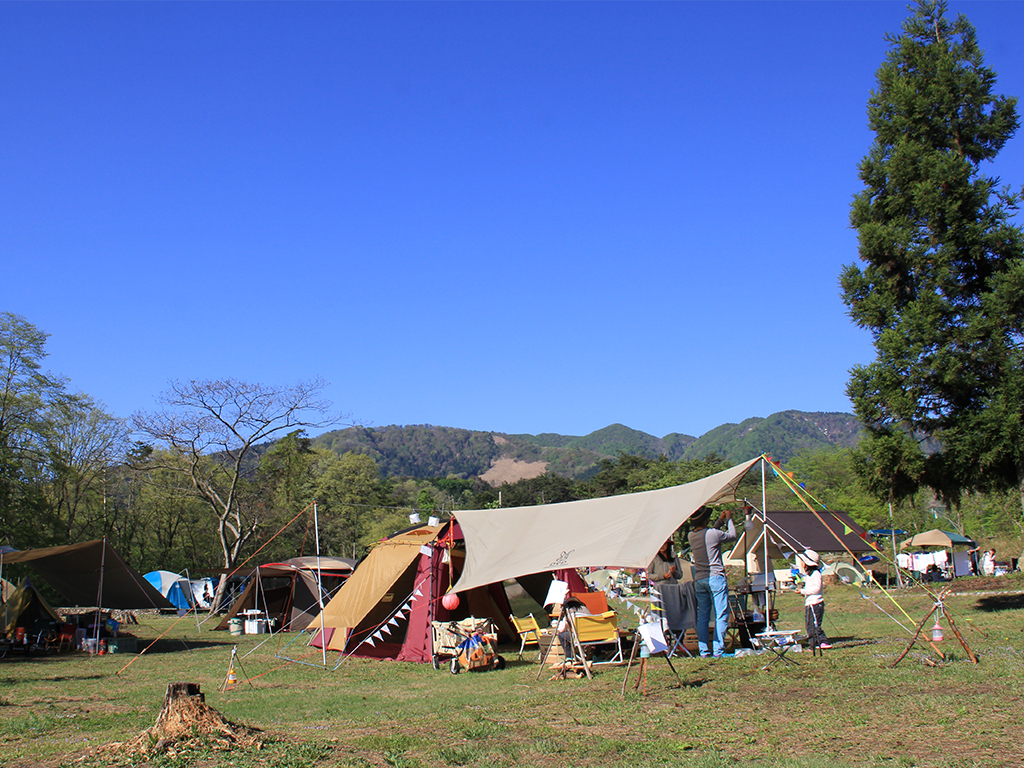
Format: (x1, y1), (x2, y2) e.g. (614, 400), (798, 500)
(3, 2), (1023, 440)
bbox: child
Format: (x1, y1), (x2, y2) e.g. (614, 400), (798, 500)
(796, 549), (831, 650)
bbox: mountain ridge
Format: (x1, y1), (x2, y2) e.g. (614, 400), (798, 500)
(312, 410), (863, 484)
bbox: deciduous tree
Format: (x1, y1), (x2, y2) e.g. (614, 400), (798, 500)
(132, 378), (344, 608)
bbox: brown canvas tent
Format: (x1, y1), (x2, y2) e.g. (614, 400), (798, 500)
(3, 579), (63, 636)
(308, 522), (585, 663)
(216, 556), (354, 632)
(0, 539), (171, 609)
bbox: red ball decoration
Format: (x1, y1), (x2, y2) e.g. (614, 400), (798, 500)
(441, 592), (460, 610)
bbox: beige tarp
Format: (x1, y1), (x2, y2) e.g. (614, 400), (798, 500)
(901, 529), (976, 549)
(452, 457), (761, 594)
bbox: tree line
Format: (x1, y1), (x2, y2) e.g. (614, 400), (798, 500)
(3, 307), (1020, 606)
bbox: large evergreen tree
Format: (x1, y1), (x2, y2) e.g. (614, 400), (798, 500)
(841, 1), (1024, 514)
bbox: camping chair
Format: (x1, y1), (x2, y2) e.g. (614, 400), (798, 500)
(510, 613), (544, 661)
(574, 611), (624, 665)
(56, 623), (77, 653)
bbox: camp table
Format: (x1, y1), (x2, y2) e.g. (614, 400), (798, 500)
(752, 629), (802, 669)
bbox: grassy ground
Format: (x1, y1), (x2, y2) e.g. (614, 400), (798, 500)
(2, 574), (1023, 768)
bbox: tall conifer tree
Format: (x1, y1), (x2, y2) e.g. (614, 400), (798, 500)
(841, 1), (1024, 514)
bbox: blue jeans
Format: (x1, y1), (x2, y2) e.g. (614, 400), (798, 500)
(695, 574), (730, 657)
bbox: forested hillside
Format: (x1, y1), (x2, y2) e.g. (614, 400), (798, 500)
(313, 411), (863, 481)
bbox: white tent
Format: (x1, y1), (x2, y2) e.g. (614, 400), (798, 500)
(452, 457), (761, 593)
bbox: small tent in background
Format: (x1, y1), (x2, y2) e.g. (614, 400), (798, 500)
(724, 510), (878, 570)
(900, 529), (977, 577)
(216, 556), (354, 632)
(3, 579), (62, 636)
(145, 571), (197, 611)
(308, 522), (585, 663)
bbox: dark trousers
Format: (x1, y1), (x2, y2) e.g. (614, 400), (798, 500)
(805, 602), (827, 646)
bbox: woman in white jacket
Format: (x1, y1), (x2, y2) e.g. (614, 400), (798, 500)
(797, 549), (831, 650)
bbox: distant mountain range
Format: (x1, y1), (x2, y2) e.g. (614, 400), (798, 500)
(313, 410), (863, 484)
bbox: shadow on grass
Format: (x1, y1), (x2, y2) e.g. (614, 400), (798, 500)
(130, 637), (229, 654)
(670, 677), (708, 690)
(974, 593), (1024, 612)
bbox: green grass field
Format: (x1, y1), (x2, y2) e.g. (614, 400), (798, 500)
(3, 574), (1023, 768)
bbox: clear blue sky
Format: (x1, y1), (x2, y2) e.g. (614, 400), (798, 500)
(3, 2), (1022, 440)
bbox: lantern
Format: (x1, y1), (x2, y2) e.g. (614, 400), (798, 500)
(441, 592), (460, 610)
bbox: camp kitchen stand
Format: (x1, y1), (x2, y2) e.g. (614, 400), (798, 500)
(430, 617), (505, 674)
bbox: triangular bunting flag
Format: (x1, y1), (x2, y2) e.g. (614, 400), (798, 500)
(387, 617), (400, 627)
(364, 636), (375, 647)
(380, 624), (393, 637)
(373, 630), (384, 641)
(413, 588), (423, 599)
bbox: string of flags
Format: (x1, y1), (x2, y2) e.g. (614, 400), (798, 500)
(349, 581), (425, 653)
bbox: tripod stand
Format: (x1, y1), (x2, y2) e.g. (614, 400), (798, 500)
(218, 645), (255, 691)
(889, 589), (978, 668)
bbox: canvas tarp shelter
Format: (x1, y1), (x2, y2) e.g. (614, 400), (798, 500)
(724, 510), (878, 568)
(308, 523), (585, 663)
(901, 530), (976, 549)
(451, 457), (762, 594)
(901, 529), (977, 577)
(0, 540), (171, 609)
(215, 556), (354, 632)
(3, 579), (63, 635)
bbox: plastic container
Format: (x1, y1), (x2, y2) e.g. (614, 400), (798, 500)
(229, 618), (243, 637)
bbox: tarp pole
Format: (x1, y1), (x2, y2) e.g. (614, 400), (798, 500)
(761, 458), (772, 629)
(1, 552), (6, 631)
(314, 500), (326, 665)
(93, 537), (107, 655)
(182, 567), (202, 632)
(888, 504), (903, 588)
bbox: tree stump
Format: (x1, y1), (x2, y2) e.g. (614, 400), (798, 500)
(106, 681), (263, 756)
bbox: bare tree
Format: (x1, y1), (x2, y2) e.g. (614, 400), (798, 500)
(132, 378), (345, 609)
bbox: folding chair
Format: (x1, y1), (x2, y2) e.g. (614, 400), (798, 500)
(574, 611), (624, 665)
(510, 613), (544, 661)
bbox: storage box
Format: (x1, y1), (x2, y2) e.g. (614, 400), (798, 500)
(244, 619), (268, 634)
(106, 636), (137, 654)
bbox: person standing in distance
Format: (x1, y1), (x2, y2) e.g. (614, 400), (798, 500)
(687, 505), (737, 658)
